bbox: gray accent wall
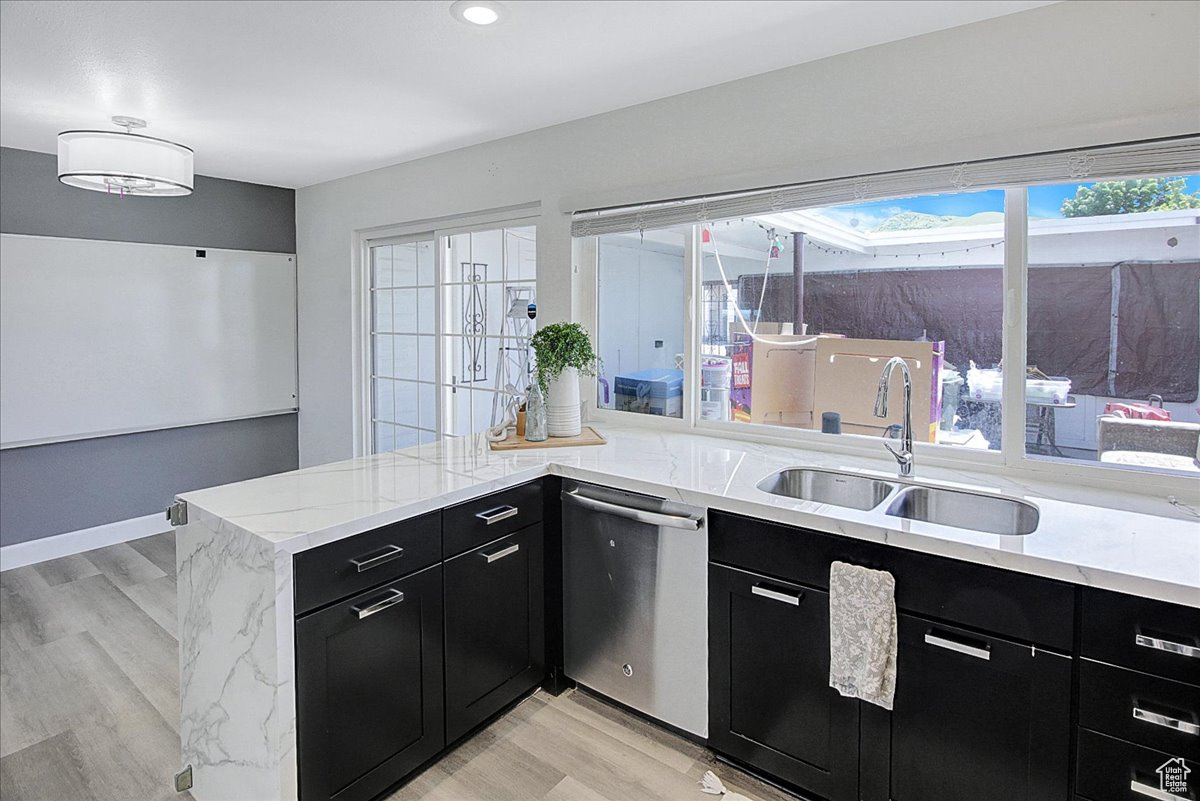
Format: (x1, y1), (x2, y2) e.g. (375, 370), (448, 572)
(1, 147), (295, 252)
(0, 147), (298, 547)
(1, 416), (299, 546)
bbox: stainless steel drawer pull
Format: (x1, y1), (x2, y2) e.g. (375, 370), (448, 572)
(751, 585), (801, 606)
(348, 544), (404, 572)
(350, 589), (405, 620)
(483, 543), (520, 563)
(1135, 633), (1200, 659)
(924, 632), (991, 661)
(476, 505), (519, 525)
(1131, 779), (1182, 800)
(1133, 706), (1200, 736)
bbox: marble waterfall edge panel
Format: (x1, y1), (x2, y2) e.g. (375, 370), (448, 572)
(178, 507), (285, 801)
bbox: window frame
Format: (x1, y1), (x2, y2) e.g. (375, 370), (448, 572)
(580, 175), (1200, 500)
(354, 208), (540, 456)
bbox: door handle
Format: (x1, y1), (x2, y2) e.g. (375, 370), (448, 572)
(348, 544), (404, 572)
(476, 505), (519, 525)
(1131, 779), (1185, 800)
(924, 631), (991, 661)
(1133, 706), (1200, 736)
(751, 584), (802, 606)
(562, 490), (703, 530)
(350, 589), (405, 620)
(1136, 633), (1200, 659)
(482, 543), (520, 563)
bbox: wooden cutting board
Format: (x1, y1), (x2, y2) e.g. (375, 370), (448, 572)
(488, 426), (607, 450)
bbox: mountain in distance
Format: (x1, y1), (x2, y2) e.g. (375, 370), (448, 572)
(873, 210), (1004, 232)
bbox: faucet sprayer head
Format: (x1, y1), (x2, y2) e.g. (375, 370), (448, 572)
(874, 357), (904, 418)
(873, 372), (890, 418)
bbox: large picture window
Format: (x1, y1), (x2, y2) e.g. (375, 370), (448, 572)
(699, 191), (1005, 449)
(1026, 176), (1200, 469)
(576, 137), (1200, 480)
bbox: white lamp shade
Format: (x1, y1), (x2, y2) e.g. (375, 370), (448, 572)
(58, 130), (193, 196)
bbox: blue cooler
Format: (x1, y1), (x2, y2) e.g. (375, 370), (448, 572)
(613, 368), (684, 418)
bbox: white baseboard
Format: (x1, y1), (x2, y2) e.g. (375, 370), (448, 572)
(0, 512), (172, 571)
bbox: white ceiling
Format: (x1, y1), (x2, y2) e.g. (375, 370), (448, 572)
(0, 0), (1053, 189)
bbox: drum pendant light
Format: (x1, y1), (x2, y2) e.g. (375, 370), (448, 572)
(57, 116), (193, 197)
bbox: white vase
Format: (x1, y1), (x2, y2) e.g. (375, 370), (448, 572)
(546, 367), (581, 437)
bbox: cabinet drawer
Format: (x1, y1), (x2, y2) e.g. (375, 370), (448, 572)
(294, 510), (441, 616)
(892, 614), (1072, 801)
(1081, 588), (1200, 684)
(1076, 728), (1197, 801)
(444, 481), (543, 558)
(710, 511), (1074, 650)
(1080, 658), (1200, 760)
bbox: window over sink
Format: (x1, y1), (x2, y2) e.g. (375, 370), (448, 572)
(574, 137), (1200, 483)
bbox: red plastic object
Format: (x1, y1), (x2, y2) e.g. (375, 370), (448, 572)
(1104, 402), (1172, 421)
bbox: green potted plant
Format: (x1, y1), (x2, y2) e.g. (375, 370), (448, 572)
(530, 322), (598, 436)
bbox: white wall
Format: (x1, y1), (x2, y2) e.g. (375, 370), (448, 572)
(597, 239), (687, 391)
(296, 1), (1200, 467)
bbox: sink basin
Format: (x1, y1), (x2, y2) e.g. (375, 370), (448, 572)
(758, 469), (897, 511)
(884, 486), (1040, 536)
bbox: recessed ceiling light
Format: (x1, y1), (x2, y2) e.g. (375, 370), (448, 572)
(450, 0), (503, 26)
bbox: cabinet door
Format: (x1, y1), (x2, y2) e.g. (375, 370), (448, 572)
(444, 524), (545, 743)
(296, 564), (444, 801)
(889, 614), (1071, 801)
(709, 564), (859, 801)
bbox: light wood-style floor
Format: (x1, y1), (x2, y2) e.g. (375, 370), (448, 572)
(1, 533), (795, 801)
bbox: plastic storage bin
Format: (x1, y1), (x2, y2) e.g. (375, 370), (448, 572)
(967, 366), (1003, 402)
(967, 367), (1072, 405)
(1025, 377), (1072, 405)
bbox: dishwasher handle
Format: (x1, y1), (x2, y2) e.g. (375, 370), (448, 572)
(562, 489), (702, 530)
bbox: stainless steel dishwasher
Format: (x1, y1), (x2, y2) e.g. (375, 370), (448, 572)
(561, 480), (708, 737)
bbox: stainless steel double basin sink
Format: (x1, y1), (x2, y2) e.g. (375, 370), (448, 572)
(756, 467), (1040, 536)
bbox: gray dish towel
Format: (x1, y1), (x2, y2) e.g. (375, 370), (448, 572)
(828, 560), (897, 710)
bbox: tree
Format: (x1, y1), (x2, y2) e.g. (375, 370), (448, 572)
(1060, 177), (1200, 217)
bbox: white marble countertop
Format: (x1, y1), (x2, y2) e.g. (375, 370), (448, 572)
(179, 423), (1200, 607)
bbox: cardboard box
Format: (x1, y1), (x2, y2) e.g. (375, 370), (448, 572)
(749, 334), (834, 428)
(812, 338), (944, 442)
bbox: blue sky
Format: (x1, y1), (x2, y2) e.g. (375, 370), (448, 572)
(1028, 175), (1200, 218)
(814, 175), (1200, 228)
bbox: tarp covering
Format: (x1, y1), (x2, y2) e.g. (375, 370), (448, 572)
(738, 260), (1199, 403)
(1117, 262), (1200, 401)
(1027, 266), (1112, 397)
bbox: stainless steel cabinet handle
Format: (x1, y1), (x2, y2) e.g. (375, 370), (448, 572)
(1131, 780), (1183, 800)
(483, 543), (520, 563)
(751, 584), (801, 606)
(349, 544), (404, 572)
(476, 505), (519, 525)
(350, 589), (405, 620)
(1136, 633), (1200, 659)
(562, 490), (702, 531)
(924, 632), (991, 661)
(1133, 706), (1200, 736)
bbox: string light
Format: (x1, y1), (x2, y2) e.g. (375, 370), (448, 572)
(804, 238), (1005, 258)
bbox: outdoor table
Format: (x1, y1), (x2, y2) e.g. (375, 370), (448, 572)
(967, 396), (1077, 456)
(1026, 397), (1077, 457)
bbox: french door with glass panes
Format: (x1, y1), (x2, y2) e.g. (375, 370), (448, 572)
(368, 225), (536, 453)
